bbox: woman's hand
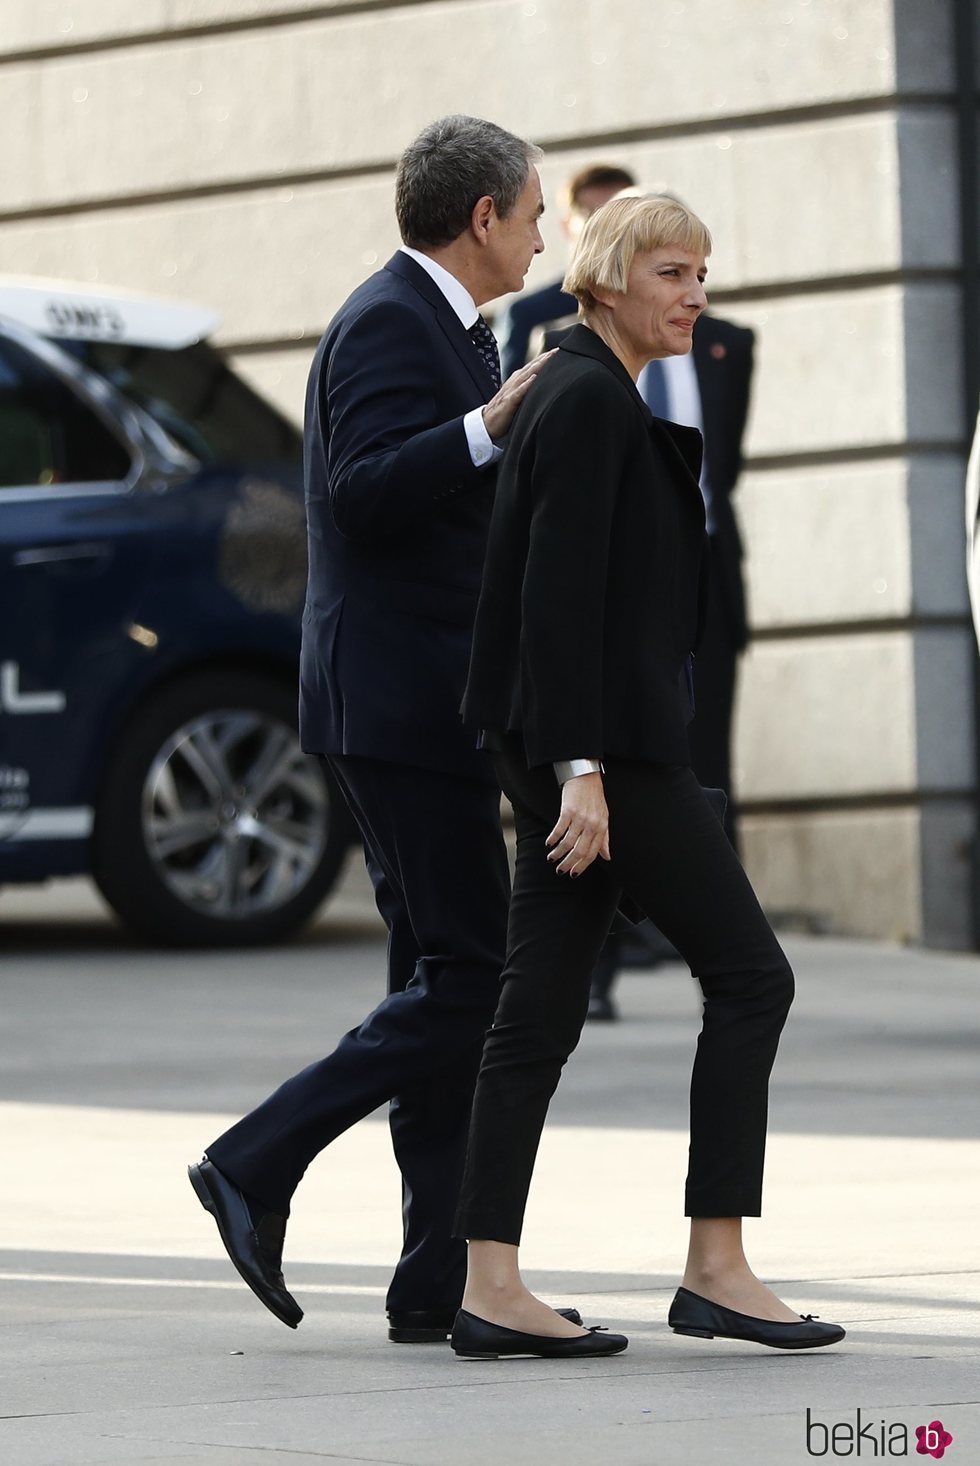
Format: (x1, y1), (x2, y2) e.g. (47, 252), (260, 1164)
(546, 771), (611, 876)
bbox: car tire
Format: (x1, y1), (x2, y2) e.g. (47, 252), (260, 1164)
(92, 670), (355, 946)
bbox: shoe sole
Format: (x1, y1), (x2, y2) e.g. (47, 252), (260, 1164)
(454, 1341), (628, 1361)
(188, 1163), (301, 1330)
(388, 1328), (451, 1343)
(671, 1325), (845, 1349)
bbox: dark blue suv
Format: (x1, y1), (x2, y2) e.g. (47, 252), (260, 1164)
(0, 279), (357, 945)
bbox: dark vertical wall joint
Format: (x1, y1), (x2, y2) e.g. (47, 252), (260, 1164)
(951, 0), (980, 947)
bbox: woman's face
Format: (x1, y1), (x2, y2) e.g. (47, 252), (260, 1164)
(611, 245), (708, 360)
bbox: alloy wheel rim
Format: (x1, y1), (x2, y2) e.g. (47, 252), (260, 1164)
(141, 708), (329, 920)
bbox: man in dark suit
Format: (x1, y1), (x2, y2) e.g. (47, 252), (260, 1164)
(496, 163), (636, 378)
(189, 115), (557, 1343)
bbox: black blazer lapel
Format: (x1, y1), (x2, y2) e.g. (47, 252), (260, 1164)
(384, 252), (495, 401)
(560, 323), (705, 522)
(650, 417), (706, 528)
(652, 416), (703, 486)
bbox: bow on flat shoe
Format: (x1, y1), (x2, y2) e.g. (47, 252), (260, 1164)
(668, 1287), (845, 1350)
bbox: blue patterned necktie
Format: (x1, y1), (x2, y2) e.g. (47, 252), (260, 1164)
(640, 358), (669, 418)
(468, 316), (501, 390)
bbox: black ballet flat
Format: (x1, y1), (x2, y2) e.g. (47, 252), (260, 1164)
(668, 1286), (845, 1349)
(452, 1308), (628, 1360)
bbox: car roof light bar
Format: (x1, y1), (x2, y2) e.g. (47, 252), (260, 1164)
(0, 275), (220, 349)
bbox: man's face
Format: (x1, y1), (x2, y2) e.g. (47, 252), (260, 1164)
(487, 167), (546, 296)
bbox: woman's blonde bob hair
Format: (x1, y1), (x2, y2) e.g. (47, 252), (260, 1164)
(562, 193), (711, 316)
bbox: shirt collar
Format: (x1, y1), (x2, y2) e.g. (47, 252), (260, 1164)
(399, 245), (479, 329)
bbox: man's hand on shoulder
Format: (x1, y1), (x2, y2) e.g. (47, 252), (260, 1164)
(483, 349), (557, 442)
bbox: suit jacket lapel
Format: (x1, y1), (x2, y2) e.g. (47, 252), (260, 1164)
(383, 252), (495, 401)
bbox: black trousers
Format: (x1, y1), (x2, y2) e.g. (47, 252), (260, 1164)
(454, 743), (794, 1245)
(207, 755), (509, 1313)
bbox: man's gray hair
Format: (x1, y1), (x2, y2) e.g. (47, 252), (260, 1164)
(395, 115), (542, 249)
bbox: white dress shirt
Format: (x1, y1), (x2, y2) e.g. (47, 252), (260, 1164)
(398, 246), (500, 467)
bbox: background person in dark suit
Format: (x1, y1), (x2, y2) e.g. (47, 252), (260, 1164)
(449, 195), (843, 1361)
(647, 311), (754, 838)
(496, 162), (637, 379)
(189, 115), (570, 1346)
(587, 296), (756, 1019)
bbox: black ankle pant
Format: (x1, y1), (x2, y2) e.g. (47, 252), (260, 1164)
(454, 741), (795, 1245)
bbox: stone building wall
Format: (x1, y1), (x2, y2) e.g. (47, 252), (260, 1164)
(2, 0), (975, 942)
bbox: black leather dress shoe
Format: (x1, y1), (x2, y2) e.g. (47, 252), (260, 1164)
(388, 1305), (583, 1343)
(668, 1287), (845, 1349)
(188, 1157), (302, 1329)
(451, 1309), (628, 1360)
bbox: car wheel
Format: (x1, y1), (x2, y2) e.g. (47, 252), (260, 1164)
(93, 670), (355, 946)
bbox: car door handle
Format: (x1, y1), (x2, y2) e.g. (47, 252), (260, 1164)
(13, 542), (112, 567)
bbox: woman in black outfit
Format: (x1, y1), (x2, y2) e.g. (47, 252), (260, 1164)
(450, 196), (845, 1361)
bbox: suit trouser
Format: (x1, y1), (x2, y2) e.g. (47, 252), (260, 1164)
(454, 745), (794, 1246)
(688, 560), (740, 846)
(207, 755), (509, 1313)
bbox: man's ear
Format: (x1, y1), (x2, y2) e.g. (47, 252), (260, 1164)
(470, 194), (496, 246)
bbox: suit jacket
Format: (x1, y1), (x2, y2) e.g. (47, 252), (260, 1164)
(299, 251), (499, 780)
(497, 277), (577, 379)
(692, 314), (754, 650)
(542, 312), (754, 651)
(462, 324), (708, 770)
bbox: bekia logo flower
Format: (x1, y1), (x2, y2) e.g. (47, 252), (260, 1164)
(916, 1420), (953, 1458)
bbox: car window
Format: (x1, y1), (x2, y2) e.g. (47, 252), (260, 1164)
(60, 339), (302, 466)
(0, 336), (132, 489)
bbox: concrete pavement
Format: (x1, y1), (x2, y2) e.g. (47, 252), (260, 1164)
(1, 864), (978, 1464)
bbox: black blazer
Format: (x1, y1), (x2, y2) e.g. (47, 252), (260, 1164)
(462, 325), (708, 770)
(299, 252), (499, 780)
(543, 313), (755, 651)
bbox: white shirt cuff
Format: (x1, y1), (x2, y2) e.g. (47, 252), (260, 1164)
(464, 407), (503, 468)
(554, 759), (603, 785)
